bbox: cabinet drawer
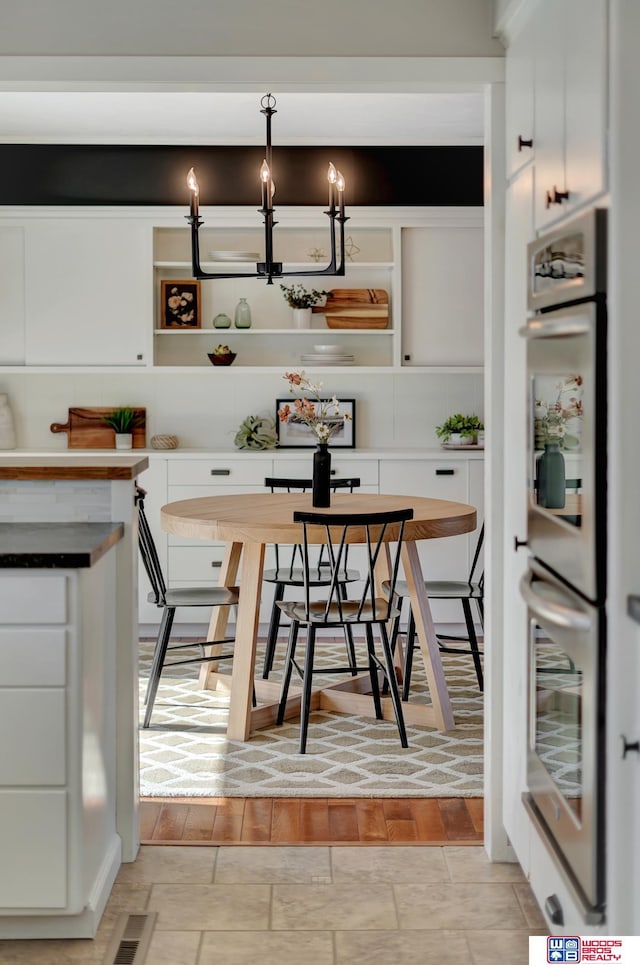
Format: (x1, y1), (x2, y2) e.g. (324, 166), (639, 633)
(379, 460), (468, 502)
(0, 690), (65, 784)
(272, 457), (379, 488)
(167, 484), (263, 504)
(168, 544), (276, 583)
(0, 629), (66, 685)
(0, 575), (67, 624)
(168, 544), (226, 583)
(0, 790), (67, 908)
(168, 459), (271, 487)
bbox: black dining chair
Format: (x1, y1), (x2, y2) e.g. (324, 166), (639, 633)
(261, 476), (362, 679)
(135, 484), (240, 728)
(392, 523), (484, 698)
(276, 507), (414, 753)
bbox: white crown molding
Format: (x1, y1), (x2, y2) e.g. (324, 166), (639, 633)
(0, 56), (504, 92)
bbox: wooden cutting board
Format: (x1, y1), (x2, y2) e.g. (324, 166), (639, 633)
(50, 407), (147, 449)
(312, 289), (389, 329)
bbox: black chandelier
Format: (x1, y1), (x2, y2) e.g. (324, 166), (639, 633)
(186, 93), (348, 285)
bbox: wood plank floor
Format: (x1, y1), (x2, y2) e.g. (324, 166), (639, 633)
(140, 797), (484, 846)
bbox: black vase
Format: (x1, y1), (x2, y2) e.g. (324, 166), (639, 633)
(312, 443), (331, 508)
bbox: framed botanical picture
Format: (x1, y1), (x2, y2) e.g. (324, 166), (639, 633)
(276, 398), (356, 448)
(160, 280), (201, 329)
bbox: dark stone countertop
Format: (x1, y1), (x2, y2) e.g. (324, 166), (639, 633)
(0, 522), (124, 568)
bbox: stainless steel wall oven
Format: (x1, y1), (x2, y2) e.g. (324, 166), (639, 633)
(519, 208), (607, 925)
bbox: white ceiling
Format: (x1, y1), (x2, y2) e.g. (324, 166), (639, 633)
(0, 91), (484, 145)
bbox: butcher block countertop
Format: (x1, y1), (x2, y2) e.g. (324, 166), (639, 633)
(0, 521), (124, 568)
(0, 453), (149, 480)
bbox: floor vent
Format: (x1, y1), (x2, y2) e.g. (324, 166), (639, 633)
(102, 912), (157, 965)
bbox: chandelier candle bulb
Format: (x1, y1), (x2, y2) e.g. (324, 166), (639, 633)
(187, 167), (199, 219)
(328, 162), (337, 216)
(260, 160), (270, 209)
(337, 170), (345, 218)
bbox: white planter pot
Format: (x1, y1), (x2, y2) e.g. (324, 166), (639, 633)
(448, 432), (475, 446)
(115, 433), (133, 450)
(292, 307), (312, 329)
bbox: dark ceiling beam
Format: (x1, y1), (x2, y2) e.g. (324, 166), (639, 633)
(0, 144), (483, 206)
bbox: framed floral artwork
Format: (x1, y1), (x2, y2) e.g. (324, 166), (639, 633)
(160, 280), (201, 329)
(276, 398), (356, 448)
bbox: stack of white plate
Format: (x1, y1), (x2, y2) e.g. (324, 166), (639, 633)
(300, 344), (355, 366)
(208, 251), (260, 262)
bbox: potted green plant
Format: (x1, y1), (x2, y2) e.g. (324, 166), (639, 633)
(102, 407), (141, 450)
(435, 413), (484, 446)
(280, 284), (328, 329)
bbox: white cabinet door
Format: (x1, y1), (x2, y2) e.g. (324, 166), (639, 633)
(564, 0), (608, 214)
(0, 791), (67, 908)
(532, 0), (608, 230)
(532, 0), (567, 230)
(401, 226), (484, 366)
(505, 13), (536, 177)
(24, 219), (150, 366)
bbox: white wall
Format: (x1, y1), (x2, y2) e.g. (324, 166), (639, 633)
(0, 371), (483, 452)
(0, 0), (503, 57)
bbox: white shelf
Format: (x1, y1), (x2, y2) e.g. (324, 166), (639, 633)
(0, 364), (483, 375)
(153, 327), (394, 336)
(153, 261), (394, 271)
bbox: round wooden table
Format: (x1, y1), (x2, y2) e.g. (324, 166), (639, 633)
(161, 492), (477, 740)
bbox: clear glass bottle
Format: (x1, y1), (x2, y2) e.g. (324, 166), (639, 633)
(234, 298), (252, 329)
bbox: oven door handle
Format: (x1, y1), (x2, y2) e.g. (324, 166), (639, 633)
(519, 570), (592, 631)
(519, 316), (590, 338)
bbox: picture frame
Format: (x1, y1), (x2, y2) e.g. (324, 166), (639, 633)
(160, 279), (201, 329)
(275, 398), (356, 448)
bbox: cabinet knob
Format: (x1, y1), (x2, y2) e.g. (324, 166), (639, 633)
(514, 536), (528, 551)
(435, 468), (455, 476)
(545, 186), (570, 209)
(517, 135), (533, 151)
(210, 469), (231, 476)
(136, 353), (144, 361)
(621, 735), (640, 759)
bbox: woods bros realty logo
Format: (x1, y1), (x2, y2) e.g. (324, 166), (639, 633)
(535, 937), (626, 963)
(532, 936), (640, 963)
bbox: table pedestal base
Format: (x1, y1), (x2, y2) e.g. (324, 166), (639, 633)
(205, 670), (447, 735)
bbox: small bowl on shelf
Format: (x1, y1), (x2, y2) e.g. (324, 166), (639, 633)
(312, 344), (344, 355)
(207, 351), (237, 366)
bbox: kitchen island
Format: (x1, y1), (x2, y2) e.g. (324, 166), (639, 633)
(0, 455), (148, 938)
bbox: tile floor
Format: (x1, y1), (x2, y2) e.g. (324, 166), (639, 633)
(0, 844), (547, 964)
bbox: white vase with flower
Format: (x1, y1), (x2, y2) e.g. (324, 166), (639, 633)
(280, 284), (328, 330)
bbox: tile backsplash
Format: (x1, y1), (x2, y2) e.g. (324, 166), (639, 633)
(0, 371), (483, 451)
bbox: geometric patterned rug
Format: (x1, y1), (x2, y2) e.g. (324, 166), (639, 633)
(139, 636), (484, 799)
